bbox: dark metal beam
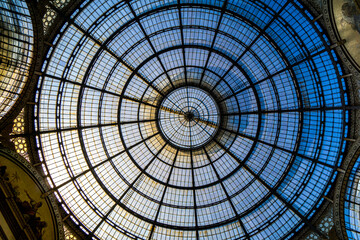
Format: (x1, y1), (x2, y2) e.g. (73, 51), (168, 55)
(122, 95), (159, 109)
(223, 105), (356, 116)
(219, 126), (336, 170)
(148, 149), (179, 240)
(243, 164), (328, 239)
(213, 140), (327, 239)
(15, 120), (154, 137)
(210, 1), (290, 92)
(43, 73), (122, 97)
(198, 0), (228, 87)
(203, 147), (250, 239)
(187, 104), (200, 239)
(48, 2), (165, 97)
(218, 42), (327, 104)
(126, 1), (175, 89)
(90, 143), (167, 237)
(41, 131), (159, 198)
(177, 0), (188, 86)
(40, 1), (348, 238)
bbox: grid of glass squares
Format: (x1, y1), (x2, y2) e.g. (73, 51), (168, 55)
(34, 0), (348, 239)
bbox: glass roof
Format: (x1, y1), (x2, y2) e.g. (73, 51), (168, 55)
(344, 156), (360, 239)
(158, 86), (220, 149)
(34, 0), (348, 239)
(0, 0), (33, 119)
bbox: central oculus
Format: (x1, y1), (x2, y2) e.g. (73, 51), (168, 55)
(158, 86), (220, 149)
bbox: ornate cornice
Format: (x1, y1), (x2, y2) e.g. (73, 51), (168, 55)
(0, 147), (65, 240)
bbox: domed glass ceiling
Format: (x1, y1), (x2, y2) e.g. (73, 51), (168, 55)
(34, 0), (348, 239)
(158, 86), (220, 149)
(0, 0), (33, 120)
(344, 156), (360, 239)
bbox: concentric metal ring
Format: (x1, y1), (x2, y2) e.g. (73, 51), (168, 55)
(158, 86), (220, 149)
(34, 1), (347, 239)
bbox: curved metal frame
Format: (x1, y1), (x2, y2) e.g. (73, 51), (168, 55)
(0, 0), (43, 129)
(28, 0), (350, 239)
(334, 138), (360, 240)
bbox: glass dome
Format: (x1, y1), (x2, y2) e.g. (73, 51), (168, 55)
(344, 156), (360, 239)
(34, 0), (347, 239)
(0, 0), (33, 120)
(158, 86), (220, 149)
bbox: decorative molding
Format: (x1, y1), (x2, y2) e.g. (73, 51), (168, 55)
(0, 147), (65, 240)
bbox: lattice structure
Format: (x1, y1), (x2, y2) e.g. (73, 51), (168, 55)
(304, 206), (334, 239)
(12, 137), (27, 154)
(0, 0), (33, 120)
(305, 232), (320, 240)
(33, 0), (349, 239)
(64, 225), (77, 240)
(318, 207), (334, 235)
(344, 155), (360, 239)
(10, 109), (29, 160)
(12, 110), (24, 134)
(52, 0), (70, 9)
(43, 5), (57, 34)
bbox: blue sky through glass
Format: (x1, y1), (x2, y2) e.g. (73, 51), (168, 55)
(34, 0), (347, 239)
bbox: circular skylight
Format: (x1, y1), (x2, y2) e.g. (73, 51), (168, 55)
(158, 86), (220, 149)
(34, 0), (347, 239)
